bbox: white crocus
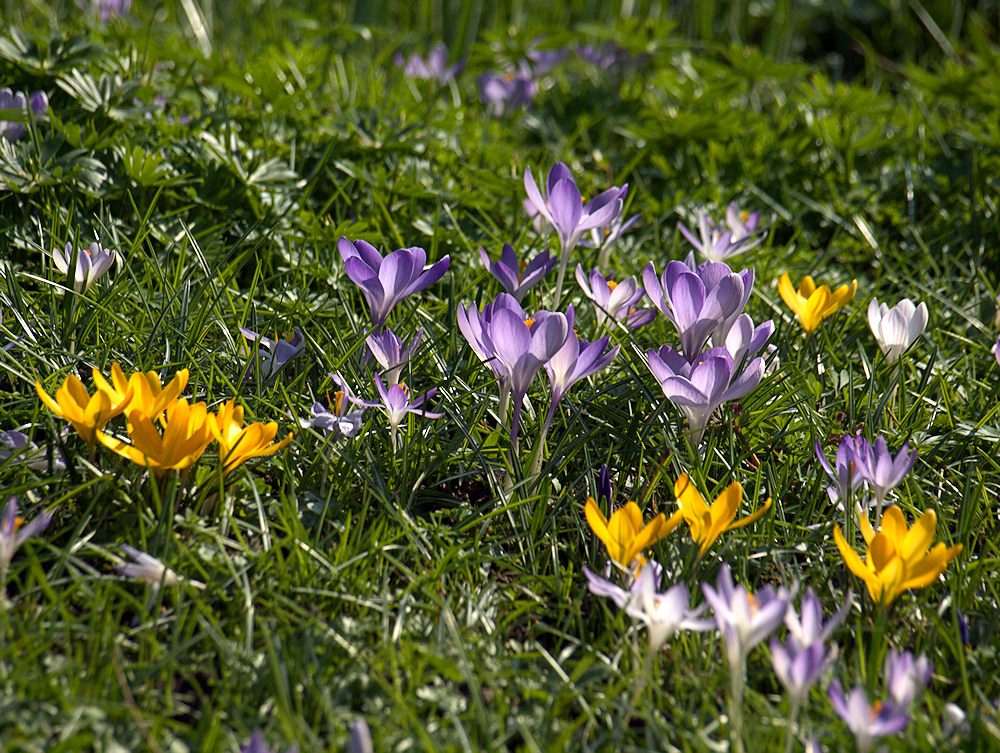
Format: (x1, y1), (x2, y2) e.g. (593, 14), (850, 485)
(115, 545), (204, 592)
(867, 298), (928, 363)
(52, 241), (116, 294)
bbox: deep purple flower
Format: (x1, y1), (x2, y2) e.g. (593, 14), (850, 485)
(647, 345), (764, 446)
(338, 238), (450, 328)
(828, 682), (910, 753)
(0, 430), (66, 471)
(885, 649), (932, 708)
(597, 464), (613, 506)
(456, 293), (526, 379)
(814, 433), (871, 507)
(480, 244), (555, 303)
(366, 327), (423, 385)
(678, 204), (768, 262)
(542, 305), (619, 433)
(0, 497), (52, 575)
(585, 559), (712, 653)
(479, 70), (536, 116)
(575, 265), (655, 330)
(643, 259), (754, 361)
(239, 326), (305, 382)
(298, 373), (366, 441)
(0, 88), (48, 142)
(395, 43), (464, 84)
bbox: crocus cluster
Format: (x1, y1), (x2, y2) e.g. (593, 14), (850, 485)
(395, 43), (464, 84)
(677, 204), (768, 263)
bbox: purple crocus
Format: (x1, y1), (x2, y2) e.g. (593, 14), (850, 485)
(0, 88), (48, 142)
(524, 40), (569, 76)
(597, 464), (613, 506)
(678, 204), (768, 263)
(784, 588), (850, 651)
(366, 327), (424, 385)
(0, 429), (67, 471)
(0, 497), (52, 581)
(487, 306), (568, 452)
(479, 69), (537, 116)
(723, 313), (774, 368)
(298, 373), (366, 441)
(828, 682), (910, 753)
(865, 437), (918, 524)
(541, 305), (619, 435)
(575, 265), (655, 330)
(239, 326), (305, 382)
(479, 244), (555, 303)
(338, 238), (450, 328)
(524, 162), (625, 301)
(642, 259), (754, 361)
(647, 345), (764, 447)
(814, 433), (871, 508)
(585, 205), (640, 264)
(994, 335), (1000, 367)
(885, 649), (932, 708)
(395, 43), (464, 84)
(584, 559), (712, 654)
(456, 293), (526, 379)
(92, 0), (132, 22)
(371, 375), (443, 450)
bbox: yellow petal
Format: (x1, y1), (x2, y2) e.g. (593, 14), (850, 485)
(899, 509), (936, 564)
(778, 274), (801, 315)
(800, 286), (830, 334)
(36, 381), (65, 417)
(834, 525), (879, 588)
(798, 276), (816, 298)
(879, 505), (907, 546)
(675, 473), (709, 529)
(585, 498), (612, 550)
(711, 481), (743, 531)
(858, 506), (876, 545)
(900, 543), (962, 592)
(726, 497), (771, 532)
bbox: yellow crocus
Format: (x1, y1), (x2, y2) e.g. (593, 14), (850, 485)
(584, 497), (681, 570)
(778, 273), (857, 335)
(92, 364), (189, 421)
(35, 372), (132, 449)
(208, 398), (292, 475)
(673, 473), (771, 558)
(833, 505), (962, 606)
(97, 398), (212, 476)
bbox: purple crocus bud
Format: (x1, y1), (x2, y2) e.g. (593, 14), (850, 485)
(372, 375), (443, 444)
(597, 464), (613, 506)
(0, 430), (67, 471)
(885, 649), (932, 708)
(487, 307), (568, 449)
(647, 345), (764, 447)
(785, 588), (850, 651)
(456, 293), (526, 378)
(723, 313), (774, 368)
(51, 241), (116, 294)
(575, 265), (655, 330)
(585, 559), (713, 654)
(677, 204), (768, 263)
(770, 638), (834, 707)
(814, 434), (871, 507)
(865, 437), (917, 519)
(828, 681), (910, 753)
(479, 71), (537, 116)
(541, 305), (620, 433)
(642, 260), (753, 361)
(524, 39), (568, 76)
(239, 326), (305, 382)
(395, 43), (464, 84)
(479, 244), (555, 303)
(366, 327), (424, 385)
(338, 238), (450, 329)
(702, 564), (789, 672)
(0, 497), (52, 575)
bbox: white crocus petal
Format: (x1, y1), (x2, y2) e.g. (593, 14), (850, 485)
(867, 297), (928, 363)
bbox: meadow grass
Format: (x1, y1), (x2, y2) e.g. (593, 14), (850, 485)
(1, 2), (999, 751)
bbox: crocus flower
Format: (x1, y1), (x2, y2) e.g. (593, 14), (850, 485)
(541, 305), (620, 434)
(865, 436), (918, 523)
(523, 162), (625, 300)
(702, 564), (789, 670)
(524, 40), (569, 75)
(770, 639), (833, 708)
(0, 87), (47, 141)
(584, 497), (679, 571)
(867, 298), (928, 363)
(584, 559), (713, 653)
(885, 649), (932, 708)
(678, 204), (768, 262)
(371, 376), (442, 449)
(91, 364), (187, 421)
(0, 497), (52, 584)
(36, 371), (133, 450)
(338, 238), (450, 328)
(673, 473), (771, 559)
(0, 429), (66, 471)
(597, 464), (613, 506)
(367, 327), (424, 385)
(828, 682), (910, 753)
(98, 398), (214, 476)
(115, 544), (204, 592)
(208, 399), (292, 475)
(784, 588), (850, 651)
(584, 205), (639, 257)
(814, 433), (871, 507)
(92, 0), (132, 22)
(479, 70), (536, 116)
(642, 260), (754, 360)
(456, 294), (527, 379)
(647, 345), (764, 446)
(51, 242), (116, 294)
(778, 273), (857, 336)
(479, 244), (555, 303)
(348, 718), (374, 753)
(299, 373), (367, 441)
(723, 313), (774, 367)
(575, 266), (655, 329)
(239, 327), (305, 382)
(395, 43), (464, 83)
(833, 505), (962, 606)
(487, 307), (568, 449)
(577, 42), (634, 72)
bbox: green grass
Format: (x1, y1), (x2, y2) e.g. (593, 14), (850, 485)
(1, 2), (999, 751)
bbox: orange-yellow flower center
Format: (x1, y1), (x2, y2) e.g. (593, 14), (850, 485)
(524, 317), (536, 328)
(607, 279), (618, 292)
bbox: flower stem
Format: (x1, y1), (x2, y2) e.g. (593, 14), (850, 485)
(783, 698), (801, 753)
(728, 657), (747, 753)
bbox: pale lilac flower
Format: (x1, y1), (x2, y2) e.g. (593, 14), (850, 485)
(348, 718), (373, 753)
(370, 376), (442, 448)
(523, 198), (549, 234)
(0, 497), (52, 576)
(723, 313), (774, 367)
(479, 70), (536, 116)
(941, 703), (969, 737)
(828, 682), (910, 753)
(366, 327), (424, 385)
(239, 326), (305, 381)
(541, 305), (619, 434)
(994, 335), (1000, 366)
(864, 437), (917, 522)
(395, 43), (464, 84)
(298, 373), (366, 441)
(456, 293), (526, 379)
(52, 241), (115, 294)
(92, 0), (132, 22)
(647, 345), (764, 446)
(678, 204), (768, 262)
(867, 298), (928, 363)
(784, 588), (850, 651)
(524, 40), (568, 76)
(577, 42), (633, 71)
(771, 639), (832, 707)
(115, 545), (203, 591)
(479, 244), (555, 303)
(642, 259), (754, 361)
(702, 564), (789, 670)
(0, 88), (48, 142)
(575, 265), (655, 329)
(584, 559), (712, 653)
(814, 434), (871, 507)
(338, 238), (450, 328)
(0, 430), (66, 471)
(885, 649), (932, 708)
